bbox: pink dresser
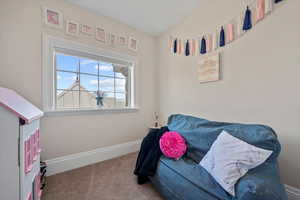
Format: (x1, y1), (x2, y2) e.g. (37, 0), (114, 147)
(0, 87), (43, 200)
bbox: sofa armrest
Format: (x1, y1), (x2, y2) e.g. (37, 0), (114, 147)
(235, 162), (287, 200)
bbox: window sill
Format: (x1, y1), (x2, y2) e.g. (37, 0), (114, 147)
(44, 107), (139, 116)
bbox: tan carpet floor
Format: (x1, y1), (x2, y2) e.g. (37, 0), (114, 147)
(42, 152), (164, 200)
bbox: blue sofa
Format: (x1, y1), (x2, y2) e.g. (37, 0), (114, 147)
(151, 114), (287, 200)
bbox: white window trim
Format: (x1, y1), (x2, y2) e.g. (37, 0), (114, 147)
(42, 34), (139, 114)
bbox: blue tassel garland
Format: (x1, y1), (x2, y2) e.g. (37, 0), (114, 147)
(243, 6), (252, 31)
(200, 37), (207, 54)
(173, 39), (178, 54)
(219, 27), (226, 47)
(185, 40), (190, 56)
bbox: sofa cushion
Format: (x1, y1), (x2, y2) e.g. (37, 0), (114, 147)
(167, 114), (280, 163)
(158, 156), (232, 200)
(160, 131), (187, 159)
(200, 130), (273, 196)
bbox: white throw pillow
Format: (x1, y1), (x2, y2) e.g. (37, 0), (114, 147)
(199, 130), (273, 196)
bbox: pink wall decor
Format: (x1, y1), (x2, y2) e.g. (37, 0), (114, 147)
(178, 39), (182, 55)
(212, 32), (218, 50)
(44, 8), (63, 29)
(257, 0), (265, 21)
(192, 39), (196, 56)
(169, 36), (173, 54)
(168, 0), (282, 56)
(66, 20), (79, 36)
(80, 24), (93, 35)
(128, 36), (138, 51)
(206, 34), (213, 53)
(95, 27), (106, 43)
(227, 23), (234, 43)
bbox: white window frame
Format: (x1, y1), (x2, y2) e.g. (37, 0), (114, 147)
(42, 34), (139, 115)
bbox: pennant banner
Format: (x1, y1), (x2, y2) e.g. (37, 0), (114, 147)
(169, 0), (284, 56)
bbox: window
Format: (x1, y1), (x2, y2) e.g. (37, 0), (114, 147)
(43, 35), (137, 112)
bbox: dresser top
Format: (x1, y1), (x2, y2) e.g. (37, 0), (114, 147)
(0, 87), (43, 124)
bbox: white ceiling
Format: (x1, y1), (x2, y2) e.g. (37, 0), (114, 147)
(66, 0), (201, 35)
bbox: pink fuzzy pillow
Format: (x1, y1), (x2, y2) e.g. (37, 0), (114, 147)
(160, 131), (187, 159)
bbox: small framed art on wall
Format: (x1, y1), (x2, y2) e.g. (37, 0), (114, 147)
(43, 7), (63, 29)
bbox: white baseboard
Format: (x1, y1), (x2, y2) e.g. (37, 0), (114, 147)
(45, 140), (142, 176)
(286, 184), (300, 200)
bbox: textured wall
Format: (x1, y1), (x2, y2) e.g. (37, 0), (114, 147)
(0, 0), (157, 160)
(156, 0), (300, 188)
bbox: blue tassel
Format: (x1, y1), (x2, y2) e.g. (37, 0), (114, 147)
(275, 0), (283, 3)
(200, 37), (207, 54)
(185, 40), (190, 56)
(219, 27), (226, 47)
(173, 39), (177, 54)
(243, 6), (252, 31)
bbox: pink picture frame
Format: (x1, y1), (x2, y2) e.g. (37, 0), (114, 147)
(80, 24), (93, 35)
(44, 7), (63, 29)
(66, 20), (79, 36)
(95, 27), (106, 43)
(109, 33), (116, 47)
(128, 36), (138, 51)
(118, 35), (127, 47)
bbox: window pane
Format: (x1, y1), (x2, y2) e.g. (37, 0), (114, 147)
(115, 93), (126, 107)
(99, 77), (114, 92)
(56, 90), (80, 109)
(114, 66), (129, 79)
(80, 58), (98, 75)
(56, 53), (78, 72)
(99, 62), (114, 77)
(102, 92), (115, 108)
(57, 71), (78, 90)
(115, 78), (126, 93)
(80, 74), (98, 91)
(80, 90), (97, 108)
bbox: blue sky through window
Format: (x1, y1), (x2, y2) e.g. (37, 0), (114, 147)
(56, 53), (126, 99)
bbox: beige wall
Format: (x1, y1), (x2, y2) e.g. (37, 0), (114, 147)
(156, 0), (300, 188)
(0, 0), (157, 160)
(1, 0), (299, 189)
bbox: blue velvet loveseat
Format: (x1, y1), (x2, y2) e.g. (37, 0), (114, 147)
(151, 114), (287, 200)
